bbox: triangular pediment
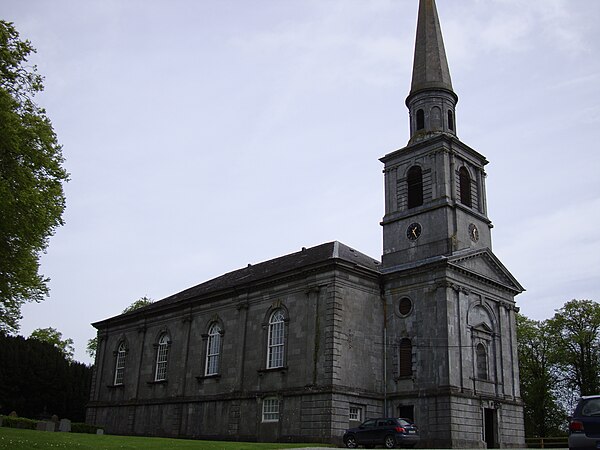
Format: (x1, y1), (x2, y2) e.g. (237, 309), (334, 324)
(448, 248), (524, 294)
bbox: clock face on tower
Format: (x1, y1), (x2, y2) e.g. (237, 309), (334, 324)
(406, 222), (422, 241)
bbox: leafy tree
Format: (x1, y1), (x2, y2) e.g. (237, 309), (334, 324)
(29, 327), (74, 361)
(517, 314), (565, 436)
(0, 21), (69, 333)
(121, 295), (153, 314)
(86, 335), (98, 360)
(547, 299), (600, 396)
(86, 296), (153, 359)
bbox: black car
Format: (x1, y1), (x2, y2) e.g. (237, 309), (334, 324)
(343, 417), (420, 449)
(569, 395), (600, 450)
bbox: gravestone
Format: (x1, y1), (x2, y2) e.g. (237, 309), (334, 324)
(96, 428), (104, 435)
(37, 420), (55, 432)
(59, 418), (71, 432)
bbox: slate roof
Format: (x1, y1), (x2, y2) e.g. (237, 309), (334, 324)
(94, 241), (380, 326)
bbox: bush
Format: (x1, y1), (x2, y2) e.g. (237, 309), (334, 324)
(71, 422), (103, 434)
(0, 415), (38, 429)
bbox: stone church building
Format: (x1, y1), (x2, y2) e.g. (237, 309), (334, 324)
(87, 1), (525, 447)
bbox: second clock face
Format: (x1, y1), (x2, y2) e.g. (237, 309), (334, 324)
(406, 222), (422, 241)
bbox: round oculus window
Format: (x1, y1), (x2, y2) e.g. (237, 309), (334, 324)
(398, 297), (413, 316)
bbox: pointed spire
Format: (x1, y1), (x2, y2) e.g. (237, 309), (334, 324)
(409, 0), (454, 97)
(405, 0), (458, 143)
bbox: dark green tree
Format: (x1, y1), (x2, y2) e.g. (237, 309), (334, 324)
(516, 313), (565, 437)
(29, 326), (75, 361)
(0, 333), (91, 421)
(0, 21), (69, 333)
(547, 299), (600, 396)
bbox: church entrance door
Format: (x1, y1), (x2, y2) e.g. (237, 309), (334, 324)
(483, 408), (497, 448)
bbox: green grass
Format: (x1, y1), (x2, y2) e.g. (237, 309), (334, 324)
(0, 427), (330, 450)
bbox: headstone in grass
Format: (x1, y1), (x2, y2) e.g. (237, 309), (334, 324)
(37, 420), (55, 432)
(96, 428), (104, 435)
(59, 418), (71, 432)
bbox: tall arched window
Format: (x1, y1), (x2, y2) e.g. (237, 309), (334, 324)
(267, 309), (286, 369)
(416, 109), (425, 130)
(459, 167), (472, 207)
(205, 323), (222, 376)
(114, 341), (127, 385)
(407, 166), (423, 209)
(448, 110), (454, 131)
(476, 343), (488, 380)
(154, 333), (169, 381)
(398, 338), (413, 377)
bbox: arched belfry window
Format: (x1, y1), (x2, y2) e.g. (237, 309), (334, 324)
(448, 110), (454, 131)
(416, 109), (425, 130)
(154, 333), (169, 381)
(407, 166), (423, 209)
(398, 338), (413, 377)
(476, 343), (488, 380)
(114, 341), (127, 385)
(267, 309), (286, 369)
(205, 323), (222, 376)
(459, 167), (472, 207)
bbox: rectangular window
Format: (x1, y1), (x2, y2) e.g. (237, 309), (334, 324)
(262, 397), (280, 422)
(349, 406), (362, 422)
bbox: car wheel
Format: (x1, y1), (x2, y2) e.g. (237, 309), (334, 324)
(345, 435), (358, 449)
(384, 435), (396, 449)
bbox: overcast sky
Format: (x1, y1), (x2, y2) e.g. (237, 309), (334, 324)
(4, 0), (600, 364)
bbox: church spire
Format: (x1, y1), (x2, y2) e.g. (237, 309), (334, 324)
(406, 0), (458, 144)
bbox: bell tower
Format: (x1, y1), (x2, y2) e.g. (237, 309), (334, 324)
(380, 1), (525, 448)
(381, 0), (491, 269)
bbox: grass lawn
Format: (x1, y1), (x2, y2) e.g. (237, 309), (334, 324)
(0, 427), (330, 449)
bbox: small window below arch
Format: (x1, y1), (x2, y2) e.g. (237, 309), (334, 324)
(448, 110), (454, 131)
(459, 167), (472, 207)
(262, 397), (280, 422)
(398, 338), (413, 377)
(416, 109), (425, 130)
(407, 166), (423, 209)
(476, 343), (488, 380)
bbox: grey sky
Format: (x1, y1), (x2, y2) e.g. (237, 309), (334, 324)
(4, 0), (600, 364)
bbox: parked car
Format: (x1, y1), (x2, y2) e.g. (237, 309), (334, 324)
(569, 395), (600, 450)
(343, 417), (420, 449)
